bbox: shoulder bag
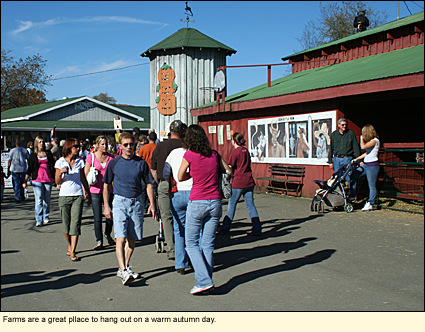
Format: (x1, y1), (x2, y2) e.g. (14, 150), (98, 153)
(87, 153), (98, 186)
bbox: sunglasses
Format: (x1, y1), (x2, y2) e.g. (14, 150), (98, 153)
(122, 143), (135, 148)
(72, 144), (80, 148)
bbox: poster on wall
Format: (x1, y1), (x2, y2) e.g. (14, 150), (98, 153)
(1, 152), (13, 188)
(248, 111), (336, 165)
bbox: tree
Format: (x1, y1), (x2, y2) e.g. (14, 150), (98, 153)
(296, 1), (389, 51)
(93, 92), (117, 105)
(1, 49), (51, 112)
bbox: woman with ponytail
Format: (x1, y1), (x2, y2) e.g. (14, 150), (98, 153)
(217, 132), (262, 236)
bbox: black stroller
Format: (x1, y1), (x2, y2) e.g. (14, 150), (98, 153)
(311, 161), (361, 214)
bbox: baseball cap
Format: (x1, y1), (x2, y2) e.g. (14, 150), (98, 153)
(169, 120), (187, 133)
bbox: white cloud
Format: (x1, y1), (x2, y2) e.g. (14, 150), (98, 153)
(11, 16), (168, 36)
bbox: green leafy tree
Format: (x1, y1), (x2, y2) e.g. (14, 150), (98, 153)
(1, 49), (51, 111)
(296, 1), (390, 50)
(93, 92), (117, 105)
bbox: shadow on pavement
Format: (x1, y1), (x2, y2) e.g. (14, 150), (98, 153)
(1, 268), (116, 299)
(212, 249), (336, 295)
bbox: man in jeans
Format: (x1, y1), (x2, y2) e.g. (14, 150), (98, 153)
(150, 120), (187, 260)
(103, 132), (156, 285)
(8, 139), (29, 202)
(328, 118), (361, 200)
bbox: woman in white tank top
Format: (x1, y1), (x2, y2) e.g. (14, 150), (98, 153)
(352, 124), (380, 211)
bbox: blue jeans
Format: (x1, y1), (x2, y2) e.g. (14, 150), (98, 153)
(332, 156), (358, 193)
(220, 186), (261, 234)
(12, 172), (26, 201)
(91, 193), (114, 243)
(112, 194), (144, 240)
(186, 199), (222, 288)
(350, 164), (380, 205)
(32, 181), (53, 225)
(171, 190), (191, 269)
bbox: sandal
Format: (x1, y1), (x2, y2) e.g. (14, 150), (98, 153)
(93, 243), (104, 250)
(70, 256), (80, 262)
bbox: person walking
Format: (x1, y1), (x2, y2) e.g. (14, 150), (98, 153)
(84, 135), (115, 250)
(150, 120), (187, 260)
(23, 136), (55, 227)
(103, 132), (157, 285)
(328, 118), (361, 200)
(55, 138), (92, 262)
(217, 132), (262, 236)
(178, 124), (232, 295)
(8, 139), (29, 202)
(138, 131), (158, 213)
(163, 128), (193, 275)
(351, 125), (381, 211)
(50, 137), (61, 161)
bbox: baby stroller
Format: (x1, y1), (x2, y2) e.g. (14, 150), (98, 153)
(311, 161), (361, 214)
(154, 194), (166, 253)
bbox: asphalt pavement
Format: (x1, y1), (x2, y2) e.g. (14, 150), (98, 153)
(1, 185), (423, 311)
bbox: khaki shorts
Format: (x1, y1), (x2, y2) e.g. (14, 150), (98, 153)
(59, 195), (84, 236)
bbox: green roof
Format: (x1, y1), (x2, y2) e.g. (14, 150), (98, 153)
(1, 97), (82, 120)
(141, 28), (236, 57)
(283, 11), (424, 60)
(1, 120), (149, 130)
(117, 106), (150, 123)
(196, 44), (424, 109)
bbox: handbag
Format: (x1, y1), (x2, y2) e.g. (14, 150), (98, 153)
(215, 150), (232, 199)
(87, 153), (98, 186)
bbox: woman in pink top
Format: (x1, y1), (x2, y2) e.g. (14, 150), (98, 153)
(178, 125), (232, 295)
(217, 132), (261, 235)
(23, 136), (55, 227)
(84, 135), (115, 249)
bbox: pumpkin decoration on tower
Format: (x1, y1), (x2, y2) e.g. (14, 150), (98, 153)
(156, 63), (178, 115)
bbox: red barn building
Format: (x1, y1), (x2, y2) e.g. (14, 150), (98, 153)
(192, 11), (424, 198)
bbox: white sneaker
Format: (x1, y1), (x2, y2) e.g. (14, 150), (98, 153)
(121, 269), (134, 285)
(190, 284), (214, 295)
(361, 202), (373, 211)
(117, 266), (139, 279)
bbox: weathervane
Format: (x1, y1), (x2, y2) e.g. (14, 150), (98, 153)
(181, 2), (194, 28)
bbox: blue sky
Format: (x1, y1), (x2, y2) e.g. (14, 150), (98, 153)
(1, 1), (423, 106)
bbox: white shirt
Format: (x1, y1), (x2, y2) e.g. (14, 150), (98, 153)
(364, 138), (380, 163)
(55, 157), (85, 196)
(163, 148), (193, 191)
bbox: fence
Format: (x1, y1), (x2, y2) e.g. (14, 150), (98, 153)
(377, 143), (423, 214)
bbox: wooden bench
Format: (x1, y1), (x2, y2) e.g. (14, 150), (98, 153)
(257, 164), (306, 197)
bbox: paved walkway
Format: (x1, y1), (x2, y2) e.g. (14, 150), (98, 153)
(1, 185), (423, 311)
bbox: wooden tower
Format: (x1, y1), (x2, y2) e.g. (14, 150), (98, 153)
(141, 28), (236, 138)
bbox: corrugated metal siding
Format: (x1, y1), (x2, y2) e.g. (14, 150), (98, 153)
(32, 105), (137, 122)
(149, 48), (227, 136)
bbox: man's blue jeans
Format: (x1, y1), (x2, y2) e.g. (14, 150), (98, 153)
(332, 156), (358, 195)
(12, 172), (26, 201)
(32, 181), (53, 225)
(220, 186), (261, 235)
(91, 193), (114, 244)
(186, 199), (222, 288)
(170, 190), (191, 269)
(350, 164), (380, 205)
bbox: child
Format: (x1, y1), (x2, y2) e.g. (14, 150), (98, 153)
(1, 165), (10, 200)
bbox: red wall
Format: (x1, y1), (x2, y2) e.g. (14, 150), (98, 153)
(290, 23), (424, 73)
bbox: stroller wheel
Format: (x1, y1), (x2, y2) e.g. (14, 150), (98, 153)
(345, 203), (353, 213)
(160, 241), (166, 253)
(155, 235), (161, 253)
(310, 203), (315, 212)
(318, 202), (324, 214)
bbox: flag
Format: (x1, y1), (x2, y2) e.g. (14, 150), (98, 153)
(50, 125), (56, 139)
